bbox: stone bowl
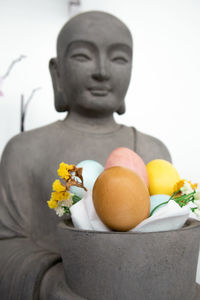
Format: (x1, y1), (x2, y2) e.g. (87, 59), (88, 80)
(57, 218), (200, 300)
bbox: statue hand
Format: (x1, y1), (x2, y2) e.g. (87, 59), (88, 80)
(40, 262), (85, 300)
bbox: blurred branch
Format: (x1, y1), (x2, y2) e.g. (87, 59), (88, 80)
(69, 0), (81, 6)
(20, 94), (25, 132)
(20, 87), (41, 132)
(24, 87), (41, 114)
(68, 0), (81, 17)
(2, 55), (26, 79)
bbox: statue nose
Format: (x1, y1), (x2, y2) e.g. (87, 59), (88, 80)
(92, 57), (110, 81)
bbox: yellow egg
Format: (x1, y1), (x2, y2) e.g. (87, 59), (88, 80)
(92, 166), (150, 231)
(146, 159), (180, 196)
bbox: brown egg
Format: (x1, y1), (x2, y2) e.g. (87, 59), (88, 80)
(92, 166), (150, 231)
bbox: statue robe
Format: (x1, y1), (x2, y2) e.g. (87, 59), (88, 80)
(0, 120), (171, 299)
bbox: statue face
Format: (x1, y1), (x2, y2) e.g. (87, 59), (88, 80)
(57, 12), (133, 116)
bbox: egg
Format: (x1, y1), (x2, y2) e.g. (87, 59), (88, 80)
(70, 160), (104, 198)
(150, 194), (170, 215)
(104, 147), (148, 186)
(92, 166), (150, 231)
(146, 159), (180, 196)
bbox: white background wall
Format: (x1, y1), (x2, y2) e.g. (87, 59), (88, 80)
(0, 0), (200, 183)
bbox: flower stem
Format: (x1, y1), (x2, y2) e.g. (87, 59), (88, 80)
(149, 191), (180, 217)
(149, 200), (169, 217)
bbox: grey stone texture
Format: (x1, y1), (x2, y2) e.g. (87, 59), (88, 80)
(58, 218), (200, 300)
(0, 10), (199, 300)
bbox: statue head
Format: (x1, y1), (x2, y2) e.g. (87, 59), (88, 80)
(50, 11), (133, 116)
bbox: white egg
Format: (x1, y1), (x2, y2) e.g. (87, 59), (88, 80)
(70, 160), (104, 198)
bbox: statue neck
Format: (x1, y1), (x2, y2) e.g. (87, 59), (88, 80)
(62, 111), (121, 134)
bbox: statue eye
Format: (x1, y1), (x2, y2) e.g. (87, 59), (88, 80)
(111, 57), (128, 64)
(71, 53), (91, 62)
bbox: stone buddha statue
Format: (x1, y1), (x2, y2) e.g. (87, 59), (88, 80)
(0, 11), (172, 299)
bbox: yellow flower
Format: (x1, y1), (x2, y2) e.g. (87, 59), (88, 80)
(173, 179), (186, 193)
(51, 191), (70, 202)
(57, 163), (70, 180)
(67, 164), (75, 171)
(62, 191), (71, 200)
(57, 162), (75, 180)
(51, 192), (63, 201)
(188, 181), (198, 190)
(52, 179), (66, 192)
(47, 199), (58, 209)
(174, 179), (198, 193)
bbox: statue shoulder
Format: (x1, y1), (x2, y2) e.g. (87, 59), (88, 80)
(134, 128), (172, 164)
(1, 122), (60, 164)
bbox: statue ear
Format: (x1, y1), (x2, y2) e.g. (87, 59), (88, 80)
(116, 101), (126, 115)
(49, 58), (69, 112)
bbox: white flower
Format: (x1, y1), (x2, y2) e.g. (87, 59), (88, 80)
(194, 190), (200, 201)
(194, 208), (200, 219)
(62, 197), (73, 208)
(55, 206), (65, 217)
(187, 201), (197, 209)
(180, 181), (194, 195)
(54, 195), (73, 217)
(194, 199), (200, 209)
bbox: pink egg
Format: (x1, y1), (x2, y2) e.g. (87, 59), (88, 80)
(105, 147), (149, 186)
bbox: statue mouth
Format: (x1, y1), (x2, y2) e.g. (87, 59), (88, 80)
(88, 86), (111, 97)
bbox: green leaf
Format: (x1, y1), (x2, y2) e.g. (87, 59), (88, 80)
(72, 194), (81, 204)
(191, 207), (197, 212)
(63, 206), (71, 215)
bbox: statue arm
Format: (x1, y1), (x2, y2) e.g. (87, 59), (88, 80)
(39, 262), (85, 300)
(0, 140), (61, 300)
(0, 138), (84, 300)
(0, 218), (82, 300)
(0, 238), (60, 299)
